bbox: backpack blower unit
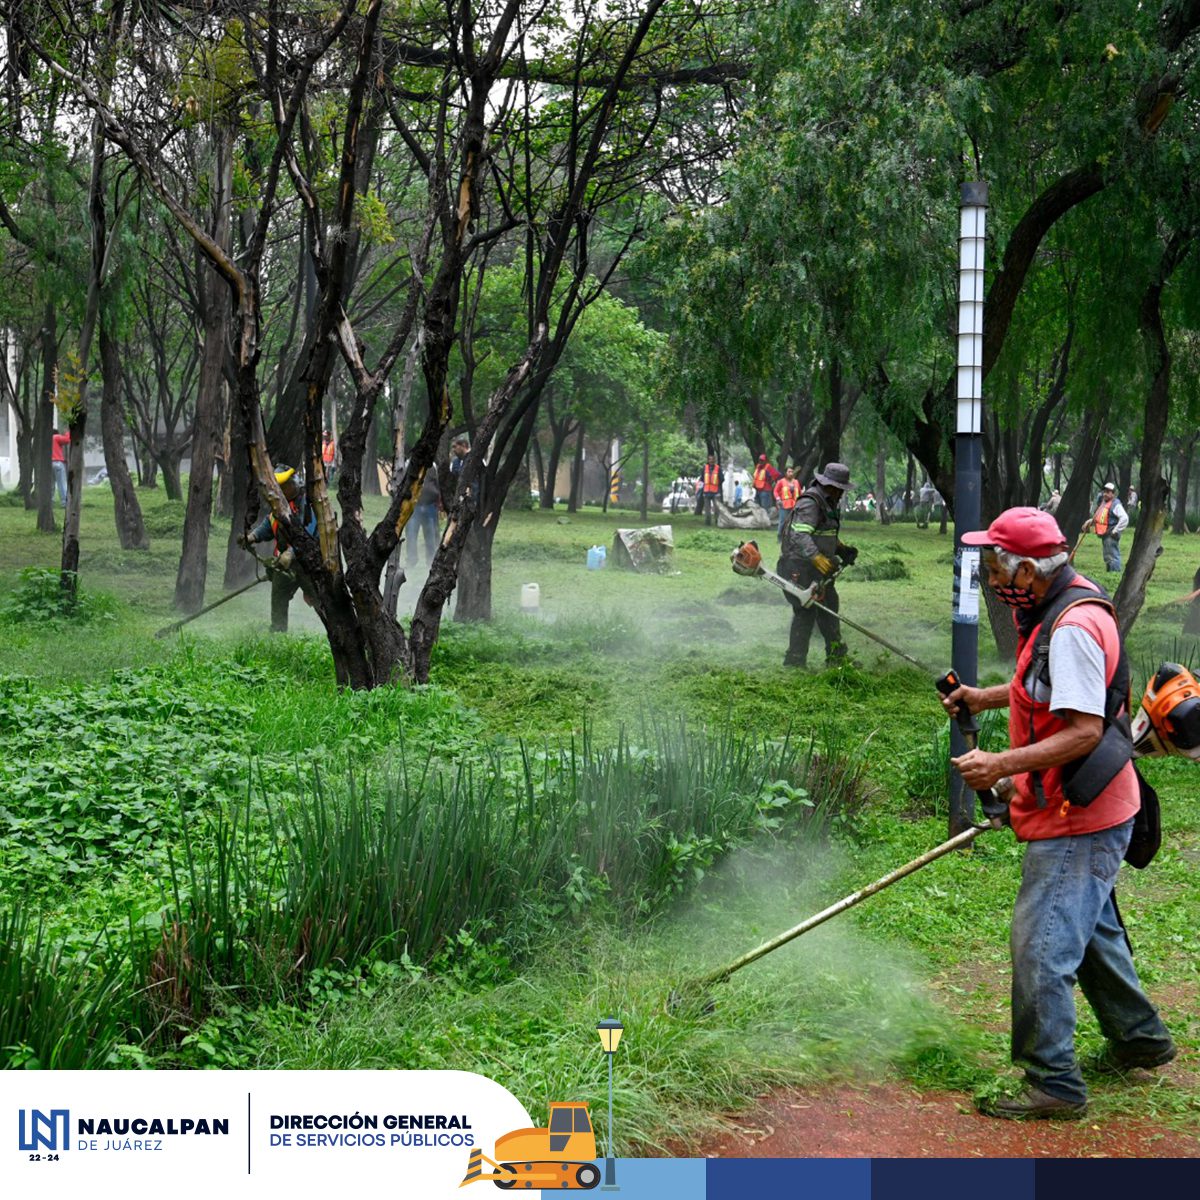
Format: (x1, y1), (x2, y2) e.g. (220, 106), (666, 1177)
(1131, 662), (1200, 761)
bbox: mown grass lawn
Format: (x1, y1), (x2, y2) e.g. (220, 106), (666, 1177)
(1, 485), (1197, 1147)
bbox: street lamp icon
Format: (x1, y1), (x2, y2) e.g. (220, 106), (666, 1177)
(596, 1018), (624, 1191)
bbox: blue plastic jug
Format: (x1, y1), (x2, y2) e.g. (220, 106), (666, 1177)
(587, 545), (607, 570)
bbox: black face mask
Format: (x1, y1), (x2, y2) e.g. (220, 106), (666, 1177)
(993, 580), (1038, 609)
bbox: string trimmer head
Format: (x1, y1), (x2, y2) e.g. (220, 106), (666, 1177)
(730, 540), (764, 577)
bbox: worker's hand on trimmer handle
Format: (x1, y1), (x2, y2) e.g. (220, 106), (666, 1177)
(811, 552), (835, 576)
(936, 680), (988, 720)
(836, 542), (858, 566)
(950, 748), (1008, 794)
(980, 776), (1014, 829)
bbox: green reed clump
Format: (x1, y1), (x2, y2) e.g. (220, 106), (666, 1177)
(135, 721), (873, 1027)
(0, 907), (129, 1069)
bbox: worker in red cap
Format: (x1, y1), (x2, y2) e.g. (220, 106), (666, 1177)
(751, 453), (779, 510)
(940, 507), (1173, 1119)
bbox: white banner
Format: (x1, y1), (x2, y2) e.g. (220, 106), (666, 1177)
(3, 1069), (537, 1199)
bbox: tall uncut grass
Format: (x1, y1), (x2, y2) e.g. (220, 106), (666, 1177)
(0, 909), (129, 1068)
(3, 719), (873, 1066)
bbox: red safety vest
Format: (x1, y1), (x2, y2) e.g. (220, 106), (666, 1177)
(774, 478), (800, 509)
(752, 464), (770, 490)
(1093, 498), (1113, 535)
(703, 463), (720, 493)
(1007, 578), (1139, 841)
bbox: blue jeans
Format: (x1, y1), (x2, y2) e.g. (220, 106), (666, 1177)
(406, 502), (440, 565)
(756, 488), (773, 510)
(1101, 533), (1121, 572)
(1010, 820), (1171, 1103)
(52, 460), (68, 508)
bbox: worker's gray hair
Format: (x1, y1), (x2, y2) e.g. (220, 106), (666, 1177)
(993, 548), (1069, 579)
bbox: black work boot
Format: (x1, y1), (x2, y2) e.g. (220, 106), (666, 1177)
(1091, 1040), (1176, 1075)
(979, 1086), (1086, 1120)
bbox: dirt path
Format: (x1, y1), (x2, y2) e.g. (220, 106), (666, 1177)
(696, 1082), (1200, 1158)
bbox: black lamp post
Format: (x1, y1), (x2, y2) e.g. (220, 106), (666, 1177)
(950, 180), (988, 835)
(596, 1017), (624, 1191)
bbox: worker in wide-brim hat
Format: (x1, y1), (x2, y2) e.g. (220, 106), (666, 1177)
(776, 461), (858, 669)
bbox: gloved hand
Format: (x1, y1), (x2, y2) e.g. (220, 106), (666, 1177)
(811, 552), (835, 576)
(838, 543), (859, 566)
(236, 533), (251, 549)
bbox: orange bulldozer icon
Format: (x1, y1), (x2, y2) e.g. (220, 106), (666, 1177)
(459, 1101), (600, 1190)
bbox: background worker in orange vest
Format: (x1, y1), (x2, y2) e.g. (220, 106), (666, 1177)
(1081, 482), (1128, 573)
(699, 453), (723, 525)
(322, 429), (337, 484)
(752, 453), (780, 510)
(773, 465), (800, 537)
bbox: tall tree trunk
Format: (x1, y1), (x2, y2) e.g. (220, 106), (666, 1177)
(818, 357), (842, 465)
(17, 366), (34, 507)
(158, 451), (183, 501)
(1172, 434), (1197, 535)
(541, 420), (569, 508)
(640, 427), (649, 521)
(99, 319), (148, 549)
(361, 394), (381, 495)
(531, 434), (545, 499)
(175, 130), (233, 612)
(223, 392), (256, 589)
(454, 519), (495, 622)
(504, 445), (531, 511)
(874, 443), (889, 525)
(35, 303), (56, 532)
(1114, 233), (1191, 632)
(567, 424), (585, 513)
(1056, 416), (1107, 545)
(217, 388), (235, 517)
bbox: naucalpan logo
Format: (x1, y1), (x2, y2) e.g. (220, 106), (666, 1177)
(18, 1107), (230, 1153)
(18, 1109), (70, 1153)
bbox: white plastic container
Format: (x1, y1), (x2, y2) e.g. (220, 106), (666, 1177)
(520, 582), (541, 613)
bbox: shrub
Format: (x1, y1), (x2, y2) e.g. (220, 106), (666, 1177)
(0, 567), (118, 626)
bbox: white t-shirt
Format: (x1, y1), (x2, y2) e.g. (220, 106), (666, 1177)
(1022, 624), (1107, 717)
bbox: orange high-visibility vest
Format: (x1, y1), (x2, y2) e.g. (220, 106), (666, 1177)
(703, 463), (720, 493)
(774, 478), (800, 509)
(752, 464), (770, 490)
(1093, 498), (1114, 535)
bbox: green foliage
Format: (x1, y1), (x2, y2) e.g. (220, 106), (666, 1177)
(0, 567), (118, 626)
(901, 708), (1009, 817)
(850, 556), (910, 581)
(0, 908), (129, 1069)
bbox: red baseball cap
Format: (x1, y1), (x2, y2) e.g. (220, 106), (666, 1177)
(960, 507), (1069, 557)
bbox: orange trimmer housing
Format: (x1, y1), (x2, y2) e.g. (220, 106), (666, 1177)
(1131, 662), (1200, 761)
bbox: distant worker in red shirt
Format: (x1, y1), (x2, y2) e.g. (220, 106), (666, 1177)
(699, 454), (722, 526)
(51, 428), (71, 508)
(772, 465), (800, 538)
